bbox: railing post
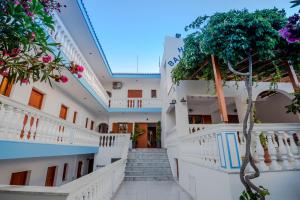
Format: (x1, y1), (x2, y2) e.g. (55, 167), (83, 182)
(255, 131), (269, 171)
(277, 131), (291, 170)
(266, 131), (281, 170)
(287, 131), (300, 169)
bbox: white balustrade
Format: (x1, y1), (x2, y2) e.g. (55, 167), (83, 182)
(109, 98), (161, 108)
(0, 159), (127, 200)
(0, 95), (99, 147)
(50, 14), (109, 106)
(168, 123), (300, 172)
(189, 124), (214, 134)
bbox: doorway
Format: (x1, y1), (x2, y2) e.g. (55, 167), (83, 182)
(45, 166), (56, 187)
(10, 171), (29, 186)
(88, 159), (94, 174)
(147, 123), (157, 148)
(77, 161), (83, 178)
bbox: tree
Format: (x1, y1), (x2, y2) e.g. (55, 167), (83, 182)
(0, 0), (84, 85)
(172, 8), (300, 199)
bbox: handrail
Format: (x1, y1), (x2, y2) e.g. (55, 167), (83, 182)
(0, 95), (100, 146)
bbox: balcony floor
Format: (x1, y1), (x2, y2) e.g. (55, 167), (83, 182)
(113, 181), (192, 200)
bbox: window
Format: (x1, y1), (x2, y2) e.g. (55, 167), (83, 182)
(85, 118), (89, 128)
(62, 163), (68, 181)
(77, 161), (83, 178)
(151, 90), (157, 98)
(10, 171), (29, 186)
(128, 90), (142, 98)
(90, 120), (94, 130)
(28, 89), (44, 110)
(0, 77), (13, 97)
(59, 105), (68, 120)
(72, 111), (77, 124)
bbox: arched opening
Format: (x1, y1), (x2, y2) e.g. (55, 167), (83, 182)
(255, 90), (300, 123)
(98, 123), (109, 133)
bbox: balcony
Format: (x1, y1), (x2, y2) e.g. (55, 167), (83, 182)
(0, 133), (130, 200)
(0, 95), (100, 159)
(166, 123), (300, 199)
(109, 98), (161, 111)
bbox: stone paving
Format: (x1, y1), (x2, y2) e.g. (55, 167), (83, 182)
(113, 181), (193, 200)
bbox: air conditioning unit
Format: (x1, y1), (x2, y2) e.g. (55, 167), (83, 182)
(112, 82), (123, 89)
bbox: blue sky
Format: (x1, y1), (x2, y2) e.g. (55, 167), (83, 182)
(83, 0), (298, 73)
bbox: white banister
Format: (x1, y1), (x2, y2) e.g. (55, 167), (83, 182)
(0, 95), (99, 147)
(0, 159), (127, 200)
(109, 98), (161, 108)
(168, 123), (300, 172)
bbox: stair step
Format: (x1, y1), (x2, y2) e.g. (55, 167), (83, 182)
(124, 176), (174, 181)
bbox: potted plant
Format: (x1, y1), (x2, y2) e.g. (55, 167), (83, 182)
(131, 124), (144, 148)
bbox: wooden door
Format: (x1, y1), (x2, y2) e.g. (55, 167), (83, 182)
(228, 115), (239, 123)
(88, 159), (94, 174)
(10, 171), (28, 185)
(28, 89), (44, 110)
(136, 123), (148, 148)
(77, 161), (83, 178)
(59, 105), (68, 120)
(45, 166), (56, 187)
(128, 123), (133, 133)
(202, 115), (212, 124)
(112, 123), (119, 133)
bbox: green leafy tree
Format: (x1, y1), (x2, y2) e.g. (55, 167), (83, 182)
(0, 0), (84, 85)
(173, 8), (300, 199)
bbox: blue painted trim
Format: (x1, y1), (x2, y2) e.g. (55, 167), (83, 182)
(225, 132), (241, 169)
(217, 133), (227, 169)
(76, 0), (113, 76)
(111, 73), (161, 79)
(0, 140), (98, 160)
(108, 107), (162, 113)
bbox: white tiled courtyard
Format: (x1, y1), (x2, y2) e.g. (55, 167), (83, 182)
(113, 181), (193, 200)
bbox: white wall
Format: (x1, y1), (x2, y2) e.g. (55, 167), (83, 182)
(178, 158), (300, 200)
(0, 154), (93, 186)
(8, 81), (102, 131)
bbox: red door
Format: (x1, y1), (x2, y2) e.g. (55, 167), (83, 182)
(136, 123), (148, 148)
(45, 166), (56, 187)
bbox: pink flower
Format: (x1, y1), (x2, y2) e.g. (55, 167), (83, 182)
(30, 32), (36, 42)
(0, 69), (9, 77)
(9, 48), (20, 57)
(42, 55), (52, 63)
(77, 73), (82, 78)
(76, 65), (84, 72)
(14, 0), (20, 6)
(0, 60), (5, 66)
(21, 79), (29, 84)
(59, 75), (68, 83)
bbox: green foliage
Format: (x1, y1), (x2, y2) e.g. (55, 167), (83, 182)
(259, 133), (268, 150)
(240, 187), (270, 200)
(286, 91), (300, 114)
(0, 0), (68, 84)
(132, 123), (144, 142)
(156, 121), (161, 142)
(171, 8), (300, 84)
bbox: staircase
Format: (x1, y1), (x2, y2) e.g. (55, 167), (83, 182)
(125, 148), (174, 181)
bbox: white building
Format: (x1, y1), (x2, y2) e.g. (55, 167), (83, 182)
(0, 0), (299, 200)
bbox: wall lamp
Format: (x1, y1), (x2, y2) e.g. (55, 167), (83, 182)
(170, 99), (176, 105)
(180, 97), (187, 103)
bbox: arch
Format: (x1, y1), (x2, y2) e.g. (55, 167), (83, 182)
(255, 90), (300, 123)
(98, 123), (109, 133)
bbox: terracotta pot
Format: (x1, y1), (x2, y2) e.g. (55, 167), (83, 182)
(264, 148), (272, 163)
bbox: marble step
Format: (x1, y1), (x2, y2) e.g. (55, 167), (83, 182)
(125, 171), (173, 176)
(124, 176), (174, 181)
(126, 162), (171, 167)
(127, 158), (169, 163)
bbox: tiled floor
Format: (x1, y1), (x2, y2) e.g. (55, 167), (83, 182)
(113, 181), (193, 200)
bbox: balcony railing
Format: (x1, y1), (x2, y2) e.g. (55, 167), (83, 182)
(109, 98), (161, 108)
(0, 159), (126, 200)
(0, 134), (131, 200)
(168, 123), (300, 172)
(0, 95), (99, 147)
